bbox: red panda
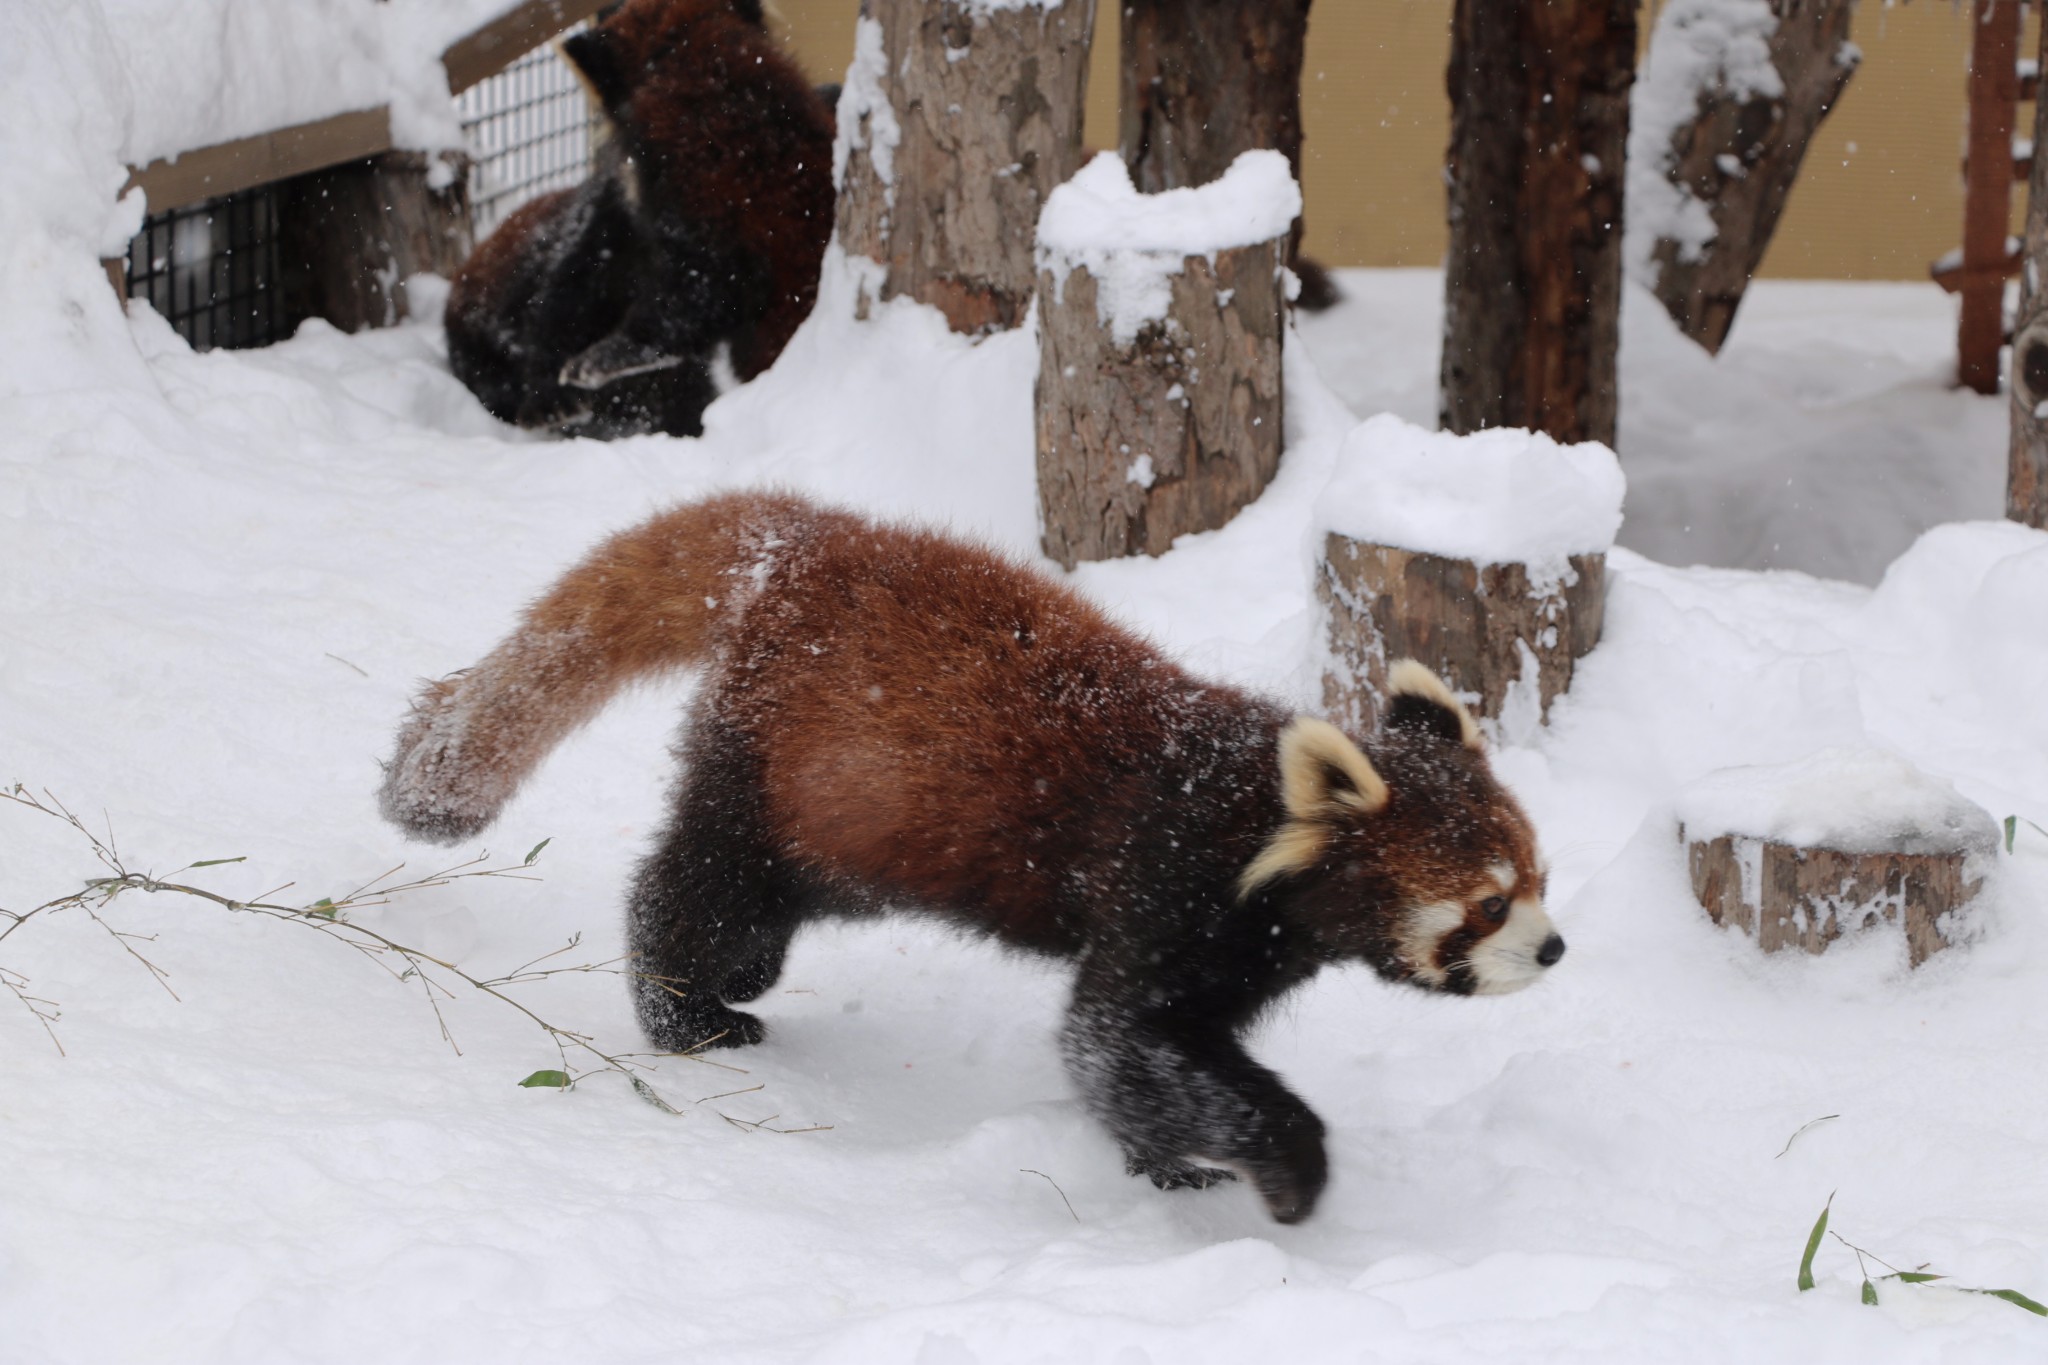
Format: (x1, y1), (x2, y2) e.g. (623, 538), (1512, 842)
(444, 0), (835, 438)
(378, 491), (1564, 1222)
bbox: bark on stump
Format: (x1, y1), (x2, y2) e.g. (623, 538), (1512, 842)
(1035, 239), (1285, 568)
(1684, 833), (1985, 968)
(1119, 0), (1330, 307)
(2010, 17), (2048, 528)
(1316, 538), (1606, 735)
(836, 0), (1095, 335)
(1441, 0), (1636, 448)
(276, 151), (472, 334)
(1636, 0), (1860, 354)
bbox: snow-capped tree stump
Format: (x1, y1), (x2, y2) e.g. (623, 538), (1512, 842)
(834, 0), (1096, 336)
(1033, 153), (1296, 568)
(2010, 17), (2048, 530)
(1311, 416), (1623, 735)
(1677, 750), (2001, 968)
(1629, 0), (1860, 355)
(1441, 0), (1636, 448)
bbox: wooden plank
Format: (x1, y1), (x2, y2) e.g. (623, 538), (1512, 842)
(442, 0), (610, 95)
(123, 106), (394, 212)
(1930, 240), (2022, 294)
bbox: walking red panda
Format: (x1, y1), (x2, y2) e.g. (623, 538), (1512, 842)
(378, 491), (1564, 1223)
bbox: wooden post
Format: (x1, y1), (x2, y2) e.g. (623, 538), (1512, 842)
(1441, 0), (1637, 448)
(1959, 0), (2023, 396)
(1119, 0), (1329, 306)
(274, 151), (472, 333)
(2010, 16), (2048, 528)
(1316, 541), (1606, 735)
(1033, 154), (1293, 569)
(1634, 0), (1859, 354)
(836, 0), (1096, 335)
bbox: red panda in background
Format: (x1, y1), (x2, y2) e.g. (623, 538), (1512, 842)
(444, 0), (835, 439)
(377, 492), (1565, 1223)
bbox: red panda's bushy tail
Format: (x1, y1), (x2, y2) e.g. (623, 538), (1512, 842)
(377, 489), (814, 844)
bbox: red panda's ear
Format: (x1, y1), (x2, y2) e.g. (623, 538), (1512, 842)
(1384, 660), (1482, 751)
(563, 28), (631, 113)
(1278, 717), (1389, 819)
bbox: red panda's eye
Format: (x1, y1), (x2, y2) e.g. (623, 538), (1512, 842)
(1480, 896), (1509, 922)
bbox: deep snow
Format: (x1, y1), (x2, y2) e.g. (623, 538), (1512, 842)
(5, 5), (2048, 1352)
(5, 248), (2048, 1360)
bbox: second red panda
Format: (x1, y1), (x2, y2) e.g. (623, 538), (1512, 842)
(378, 491), (1564, 1222)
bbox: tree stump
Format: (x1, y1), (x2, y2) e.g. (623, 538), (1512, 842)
(1441, 0), (1636, 448)
(1677, 750), (2000, 968)
(2009, 17), (2048, 529)
(1034, 153), (1294, 569)
(1630, 0), (1860, 355)
(1316, 541), (1606, 735)
(834, 0), (1096, 336)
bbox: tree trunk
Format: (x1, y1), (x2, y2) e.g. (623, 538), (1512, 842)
(1959, 0), (2023, 396)
(1119, 0), (1332, 307)
(2010, 19), (2048, 528)
(275, 151), (472, 334)
(1685, 833), (1983, 968)
(1440, 0), (1636, 448)
(1316, 538), (1605, 737)
(1635, 0), (1859, 355)
(1036, 239), (1285, 568)
(835, 0), (1095, 335)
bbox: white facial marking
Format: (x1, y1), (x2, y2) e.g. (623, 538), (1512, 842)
(1399, 900), (1465, 986)
(1468, 895), (1559, 995)
(1488, 861), (1517, 896)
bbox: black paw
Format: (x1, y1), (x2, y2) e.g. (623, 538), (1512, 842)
(1126, 1151), (1239, 1192)
(641, 997), (766, 1053)
(1240, 1112), (1328, 1224)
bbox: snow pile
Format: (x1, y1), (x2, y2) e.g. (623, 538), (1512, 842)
(1313, 413), (1625, 576)
(1673, 746), (2001, 855)
(1036, 150), (1301, 344)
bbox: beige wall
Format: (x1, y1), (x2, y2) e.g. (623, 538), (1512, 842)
(769, 0), (2027, 282)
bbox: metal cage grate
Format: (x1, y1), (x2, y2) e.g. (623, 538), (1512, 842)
(124, 187), (289, 352)
(457, 32), (604, 239)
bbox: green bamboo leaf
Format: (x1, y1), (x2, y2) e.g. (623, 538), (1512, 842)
(630, 1075), (682, 1115)
(1798, 1194), (1833, 1292)
(1885, 1272), (1945, 1284)
(1968, 1287), (2048, 1316)
(524, 837), (552, 867)
(307, 897), (337, 920)
(1861, 1279), (1879, 1306)
(519, 1069), (571, 1089)
(2011, 815), (2021, 855)
(189, 857), (247, 868)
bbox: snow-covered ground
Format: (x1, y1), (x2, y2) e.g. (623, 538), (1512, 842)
(6, 245), (2048, 1360)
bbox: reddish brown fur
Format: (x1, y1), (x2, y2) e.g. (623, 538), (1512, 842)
(378, 491), (1560, 1222)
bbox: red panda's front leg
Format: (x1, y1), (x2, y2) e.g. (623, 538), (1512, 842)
(1060, 968), (1329, 1224)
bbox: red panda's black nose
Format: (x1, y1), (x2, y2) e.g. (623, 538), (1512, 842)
(1537, 934), (1566, 968)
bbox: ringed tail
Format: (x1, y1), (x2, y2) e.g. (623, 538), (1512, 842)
(377, 490), (815, 843)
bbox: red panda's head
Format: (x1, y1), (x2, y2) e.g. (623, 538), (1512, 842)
(1243, 662), (1563, 996)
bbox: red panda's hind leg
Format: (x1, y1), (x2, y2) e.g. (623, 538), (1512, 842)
(625, 717), (811, 1052)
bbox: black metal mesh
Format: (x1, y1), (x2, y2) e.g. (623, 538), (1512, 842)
(458, 32), (603, 239)
(122, 186), (288, 352)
